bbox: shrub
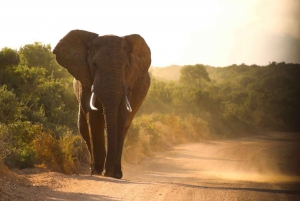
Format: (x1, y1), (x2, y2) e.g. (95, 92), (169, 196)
(0, 124), (11, 164)
(0, 85), (22, 124)
(4, 122), (42, 169)
(0, 47), (20, 68)
(33, 130), (85, 174)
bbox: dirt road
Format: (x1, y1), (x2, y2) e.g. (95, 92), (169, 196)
(3, 132), (300, 200)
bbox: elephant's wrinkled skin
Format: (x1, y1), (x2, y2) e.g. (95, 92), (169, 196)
(53, 30), (151, 179)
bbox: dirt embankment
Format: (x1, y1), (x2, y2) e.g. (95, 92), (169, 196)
(1, 132), (300, 201)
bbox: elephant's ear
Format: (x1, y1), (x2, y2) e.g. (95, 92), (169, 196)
(124, 34), (151, 76)
(53, 30), (98, 86)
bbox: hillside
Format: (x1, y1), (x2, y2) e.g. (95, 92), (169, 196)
(150, 64), (215, 82)
(150, 65), (181, 81)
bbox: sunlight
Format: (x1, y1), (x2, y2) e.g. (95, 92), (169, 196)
(0, 0), (299, 66)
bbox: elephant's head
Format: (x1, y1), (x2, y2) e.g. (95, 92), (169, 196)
(53, 30), (151, 112)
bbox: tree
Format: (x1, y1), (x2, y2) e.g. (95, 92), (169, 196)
(19, 42), (69, 78)
(0, 48), (20, 68)
(180, 64), (210, 88)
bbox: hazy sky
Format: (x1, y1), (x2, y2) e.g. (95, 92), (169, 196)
(1, 0), (299, 67)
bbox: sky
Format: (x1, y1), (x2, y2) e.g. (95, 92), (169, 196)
(1, 0), (299, 67)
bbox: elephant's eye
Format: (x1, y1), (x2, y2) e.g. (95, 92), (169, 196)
(90, 62), (97, 76)
(125, 63), (129, 72)
(92, 63), (97, 70)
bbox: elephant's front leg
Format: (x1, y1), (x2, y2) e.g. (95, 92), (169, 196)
(87, 110), (106, 175)
(78, 105), (92, 154)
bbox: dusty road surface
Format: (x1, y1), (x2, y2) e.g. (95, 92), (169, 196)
(2, 132), (300, 200)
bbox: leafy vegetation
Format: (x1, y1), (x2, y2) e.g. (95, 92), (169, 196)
(0, 43), (299, 173)
(149, 63), (300, 132)
(0, 44), (79, 172)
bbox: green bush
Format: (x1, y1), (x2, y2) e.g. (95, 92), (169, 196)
(4, 122), (42, 169)
(0, 47), (20, 68)
(0, 124), (11, 164)
(0, 85), (22, 124)
(0, 43), (80, 173)
(3, 121), (85, 173)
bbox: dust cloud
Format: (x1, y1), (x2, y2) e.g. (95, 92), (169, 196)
(204, 171), (300, 183)
(199, 132), (300, 183)
(125, 132), (300, 186)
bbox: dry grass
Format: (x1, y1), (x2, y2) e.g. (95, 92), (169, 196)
(33, 131), (84, 174)
(123, 113), (209, 164)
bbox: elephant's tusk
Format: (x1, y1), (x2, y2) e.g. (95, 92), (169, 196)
(124, 96), (132, 112)
(90, 92), (98, 111)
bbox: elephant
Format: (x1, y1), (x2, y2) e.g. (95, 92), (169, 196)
(53, 30), (151, 179)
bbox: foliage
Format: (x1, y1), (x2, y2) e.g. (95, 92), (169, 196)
(19, 42), (70, 78)
(0, 85), (22, 124)
(0, 124), (11, 164)
(0, 43), (80, 173)
(205, 63), (300, 131)
(180, 64), (210, 88)
(4, 122), (41, 169)
(33, 129), (84, 174)
(149, 63), (300, 133)
(0, 48), (20, 68)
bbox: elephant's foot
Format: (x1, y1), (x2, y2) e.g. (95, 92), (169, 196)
(103, 169), (123, 179)
(113, 163), (123, 179)
(103, 170), (115, 177)
(91, 169), (103, 175)
(91, 166), (103, 175)
(113, 170), (123, 179)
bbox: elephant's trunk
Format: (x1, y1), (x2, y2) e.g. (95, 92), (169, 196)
(103, 109), (118, 174)
(90, 79), (130, 176)
(92, 89), (120, 175)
